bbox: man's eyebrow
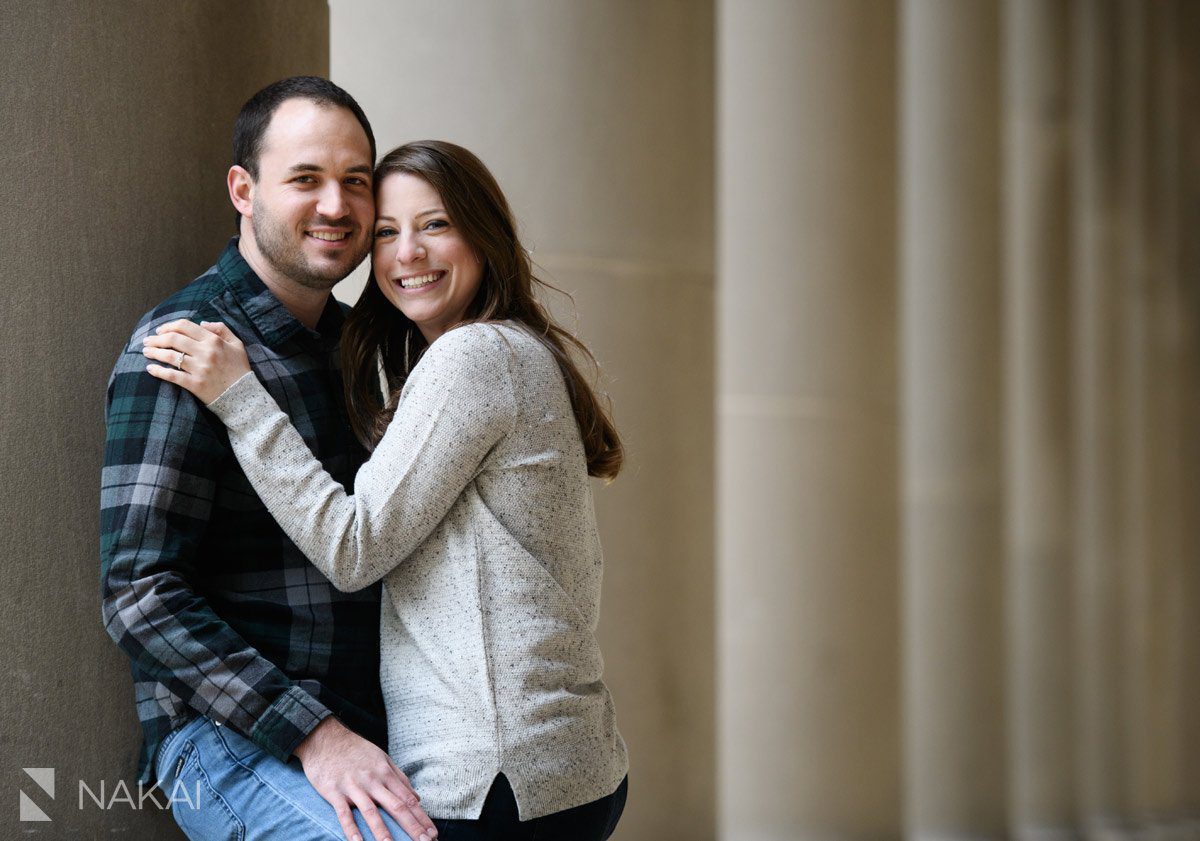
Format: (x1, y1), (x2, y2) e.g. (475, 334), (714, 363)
(286, 163), (373, 176)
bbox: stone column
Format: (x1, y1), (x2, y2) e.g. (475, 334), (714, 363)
(1071, 0), (1132, 834)
(330, 3), (716, 838)
(1142, 0), (1188, 832)
(900, 1), (1006, 838)
(716, 2), (900, 840)
(1002, 2), (1076, 839)
(0, 1), (328, 836)
(1115, 0), (1163, 831)
(1170, 0), (1200, 823)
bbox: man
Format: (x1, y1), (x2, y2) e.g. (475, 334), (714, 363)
(100, 77), (436, 841)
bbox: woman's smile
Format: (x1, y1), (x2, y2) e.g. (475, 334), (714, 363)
(392, 269), (446, 291)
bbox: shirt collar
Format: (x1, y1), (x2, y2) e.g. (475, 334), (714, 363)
(216, 237), (347, 349)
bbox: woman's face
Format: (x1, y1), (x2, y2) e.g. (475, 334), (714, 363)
(372, 172), (483, 343)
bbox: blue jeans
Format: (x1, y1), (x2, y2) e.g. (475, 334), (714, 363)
(155, 717), (412, 841)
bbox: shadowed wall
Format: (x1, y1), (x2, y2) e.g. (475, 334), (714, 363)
(0, 2), (327, 835)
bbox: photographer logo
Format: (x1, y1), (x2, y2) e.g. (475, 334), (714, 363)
(19, 768), (53, 822)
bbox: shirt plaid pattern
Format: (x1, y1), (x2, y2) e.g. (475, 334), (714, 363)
(101, 238), (385, 783)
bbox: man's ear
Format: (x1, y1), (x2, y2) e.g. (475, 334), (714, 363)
(228, 165), (255, 218)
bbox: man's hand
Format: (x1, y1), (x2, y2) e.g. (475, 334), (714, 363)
(294, 717), (437, 841)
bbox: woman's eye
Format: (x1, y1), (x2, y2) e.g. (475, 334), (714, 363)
(375, 227), (398, 238)
(424, 219), (448, 231)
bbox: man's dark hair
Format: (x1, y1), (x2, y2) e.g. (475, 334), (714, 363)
(232, 76), (376, 180)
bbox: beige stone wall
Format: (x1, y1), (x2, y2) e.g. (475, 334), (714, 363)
(0, 2), (328, 836)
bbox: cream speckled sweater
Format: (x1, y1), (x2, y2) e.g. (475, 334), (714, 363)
(207, 321), (627, 820)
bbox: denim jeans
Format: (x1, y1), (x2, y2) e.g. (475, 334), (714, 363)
(432, 774), (627, 841)
(155, 716), (412, 841)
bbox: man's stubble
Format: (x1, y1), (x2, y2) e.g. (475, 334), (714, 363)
(250, 195), (371, 291)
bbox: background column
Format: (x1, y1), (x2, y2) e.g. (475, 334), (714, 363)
(1142, 0), (1187, 833)
(1115, 0), (1163, 832)
(1071, 1), (1132, 834)
(1002, 2), (1076, 839)
(0, 1), (329, 836)
(1171, 0), (1200, 825)
(900, 1), (1007, 838)
(717, 2), (900, 840)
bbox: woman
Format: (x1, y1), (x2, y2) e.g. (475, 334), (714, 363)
(143, 140), (628, 840)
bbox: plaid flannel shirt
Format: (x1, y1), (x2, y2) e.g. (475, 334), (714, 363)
(101, 238), (386, 783)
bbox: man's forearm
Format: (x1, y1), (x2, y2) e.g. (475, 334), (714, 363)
(101, 563), (331, 761)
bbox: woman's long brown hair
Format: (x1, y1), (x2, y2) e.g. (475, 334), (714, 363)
(341, 140), (623, 480)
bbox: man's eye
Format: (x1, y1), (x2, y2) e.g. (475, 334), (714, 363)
(345, 177), (368, 187)
(293, 175), (316, 184)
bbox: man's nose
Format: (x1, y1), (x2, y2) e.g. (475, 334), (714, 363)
(315, 183), (349, 219)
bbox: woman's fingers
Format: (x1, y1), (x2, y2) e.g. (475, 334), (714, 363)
(143, 346), (189, 368)
(142, 338), (245, 404)
(155, 318), (209, 341)
(145, 362), (183, 384)
(142, 318), (251, 401)
(142, 330), (204, 359)
(144, 354), (207, 400)
(199, 320), (241, 345)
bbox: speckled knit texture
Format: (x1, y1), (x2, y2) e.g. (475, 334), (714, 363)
(207, 321), (628, 820)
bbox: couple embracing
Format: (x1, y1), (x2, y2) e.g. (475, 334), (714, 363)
(101, 76), (628, 841)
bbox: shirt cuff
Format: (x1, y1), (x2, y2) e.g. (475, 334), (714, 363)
(249, 685), (333, 763)
(207, 371), (271, 424)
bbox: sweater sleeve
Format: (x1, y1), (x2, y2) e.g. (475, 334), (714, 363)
(207, 324), (517, 591)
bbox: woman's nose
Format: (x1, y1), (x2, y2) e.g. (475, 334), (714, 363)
(397, 235), (426, 264)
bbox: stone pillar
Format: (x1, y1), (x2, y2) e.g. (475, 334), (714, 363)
(1071, 0), (1132, 834)
(330, 3), (716, 838)
(1002, 2), (1076, 839)
(0, 1), (328, 836)
(1141, 0), (1188, 832)
(899, 1), (1006, 838)
(1115, 0), (1162, 831)
(1170, 0), (1200, 823)
(716, 2), (900, 839)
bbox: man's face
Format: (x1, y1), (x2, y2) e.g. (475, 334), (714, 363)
(246, 98), (374, 290)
